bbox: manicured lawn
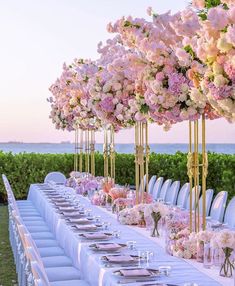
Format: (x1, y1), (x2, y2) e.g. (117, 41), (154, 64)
(0, 205), (17, 286)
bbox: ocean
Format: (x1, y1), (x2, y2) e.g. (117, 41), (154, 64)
(0, 143), (234, 154)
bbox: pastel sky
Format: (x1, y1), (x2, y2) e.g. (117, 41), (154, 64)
(0, 0), (234, 143)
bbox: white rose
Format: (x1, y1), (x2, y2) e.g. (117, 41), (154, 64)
(113, 82), (122, 91)
(212, 62), (223, 75)
(103, 83), (111, 93)
(214, 74), (229, 87)
(117, 114), (124, 121)
(217, 35), (233, 52)
(181, 83), (189, 93)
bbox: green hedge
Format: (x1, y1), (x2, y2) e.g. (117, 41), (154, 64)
(0, 151), (234, 203)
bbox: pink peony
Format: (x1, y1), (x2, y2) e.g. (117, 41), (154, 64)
(207, 7), (229, 30)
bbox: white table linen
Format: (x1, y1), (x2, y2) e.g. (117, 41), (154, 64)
(28, 184), (233, 286)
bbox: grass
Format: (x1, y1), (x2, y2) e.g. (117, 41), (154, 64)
(0, 205), (17, 286)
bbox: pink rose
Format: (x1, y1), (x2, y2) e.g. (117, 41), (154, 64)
(226, 25), (235, 46)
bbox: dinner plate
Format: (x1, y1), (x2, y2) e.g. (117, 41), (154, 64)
(89, 243), (126, 252)
(101, 254), (140, 264)
(79, 232), (113, 240)
(113, 268), (160, 279)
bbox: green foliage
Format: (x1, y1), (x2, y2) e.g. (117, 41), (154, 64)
(0, 205), (17, 285)
(0, 151), (234, 203)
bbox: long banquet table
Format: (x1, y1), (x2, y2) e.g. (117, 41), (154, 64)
(28, 184), (233, 286)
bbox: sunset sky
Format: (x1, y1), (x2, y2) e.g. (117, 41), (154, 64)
(0, 0), (234, 144)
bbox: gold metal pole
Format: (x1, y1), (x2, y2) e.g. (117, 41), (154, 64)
(79, 129), (83, 172)
(90, 130), (95, 176)
(202, 114), (207, 230)
(188, 121), (193, 232)
(74, 128), (78, 172)
(145, 122), (149, 194)
(135, 122), (139, 204)
(194, 120), (200, 233)
(110, 126), (115, 182)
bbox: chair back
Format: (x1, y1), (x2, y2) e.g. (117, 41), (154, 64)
(148, 176), (157, 195)
(152, 177), (164, 200)
(159, 179), (172, 201)
(199, 189), (214, 216)
(223, 196), (235, 228)
(2, 174), (14, 199)
(186, 186), (201, 210)
(210, 191), (228, 222)
(28, 251), (50, 286)
(177, 183), (190, 208)
(165, 181), (180, 205)
(44, 172), (66, 184)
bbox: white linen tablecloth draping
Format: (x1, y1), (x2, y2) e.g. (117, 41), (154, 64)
(28, 184), (233, 286)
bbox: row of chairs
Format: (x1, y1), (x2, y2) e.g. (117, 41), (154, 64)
(44, 171), (235, 228)
(2, 174), (89, 286)
(142, 175), (235, 228)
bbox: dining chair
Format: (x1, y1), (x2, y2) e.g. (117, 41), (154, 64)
(186, 186), (201, 210)
(148, 175), (157, 195)
(199, 189), (214, 216)
(176, 182), (190, 209)
(165, 181), (180, 205)
(152, 177), (164, 200)
(44, 172), (67, 184)
(208, 191), (228, 223)
(223, 196), (235, 228)
(158, 179), (172, 201)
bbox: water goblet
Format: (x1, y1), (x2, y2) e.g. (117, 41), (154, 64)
(103, 222), (111, 230)
(94, 216), (101, 223)
(112, 230), (121, 238)
(127, 240), (137, 251)
(159, 265), (172, 277)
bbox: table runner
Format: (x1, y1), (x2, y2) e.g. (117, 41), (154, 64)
(28, 184), (232, 286)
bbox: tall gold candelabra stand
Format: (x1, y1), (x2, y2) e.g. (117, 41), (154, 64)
(84, 129), (96, 176)
(135, 121), (150, 204)
(90, 129), (96, 176)
(74, 127), (79, 172)
(103, 126), (115, 182)
(79, 129), (83, 172)
(187, 114), (208, 232)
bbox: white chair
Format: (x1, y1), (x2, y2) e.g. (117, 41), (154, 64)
(186, 186), (201, 210)
(165, 181), (180, 205)
(199, 189), (214, 216)
(209, 191), (228, 223)
(148, 175), (157, 195)
(27, 248), (89, 286)
(158, 179), (172, 201)
(176, 183), (190, 209)
(152, 177), (164, 200)
(44, 172), (66, 184)
(223, 196), (235, 228)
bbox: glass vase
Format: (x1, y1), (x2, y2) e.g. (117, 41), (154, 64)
(220, 247), (234, 278)
(196, 241), (204, 263)
(203, 242), (213, 269)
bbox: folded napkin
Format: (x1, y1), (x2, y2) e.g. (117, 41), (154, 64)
(71, 218), (90, 224)
(55, 202), (71, 207)
(59, 207), (76, 212)
(63, 212), (82, 217)
(96, 243), (121, 251)
(52, 198), (66, 201)
(83, 233), (107, 239)
(107, 255), (134, 263)
(75, 224), (97, 231)
(120, 269), (151, 277)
